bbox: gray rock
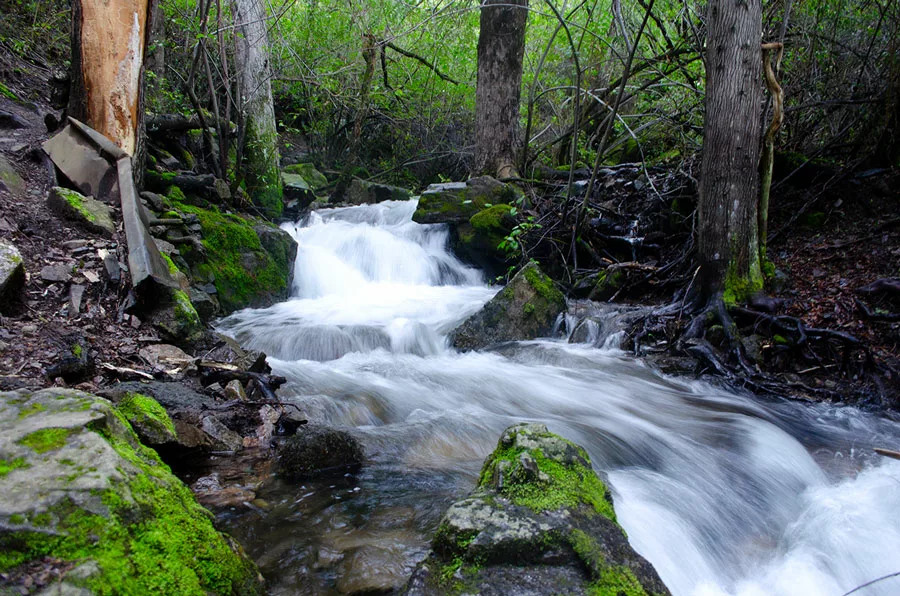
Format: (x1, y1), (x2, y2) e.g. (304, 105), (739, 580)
(46, 187), (116, 237)
(282, 172), (317, 208)
(189, 286), (219, 321)
(224, 379), (247, 401)
(345, 178), (412, 205)
(276, 424), (364, 480)
(139, 190), (167, 212)
(451, 262), (566, 351)
(282, 162), (328, 189)
(0, 154), (25, 197)
(68, 284), (85, 316)
(0, 239), (25, 312)
(201, 415), (244, 452)
(0, 388), (262, 595)
(254, 224), (298, 293)
(413, 176), (521, 224)
(41, 263), (72, 283)
(102, 254), (121, 283)
(403, 423), (670, 596)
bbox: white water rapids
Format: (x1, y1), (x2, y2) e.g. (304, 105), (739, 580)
(217, 199), (900, 596)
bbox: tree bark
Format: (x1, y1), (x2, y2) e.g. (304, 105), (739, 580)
(474, 0), (528, 179)
(232, 0), (282, 217)
(68, 0), (151, 158)
(698, 0), (764, 301)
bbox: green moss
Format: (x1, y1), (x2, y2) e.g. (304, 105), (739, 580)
(72, 344), (83, 358)
(0, 457), (29, 477)
(55, 188), (98, 223)
(773, 334), (789, 345)
(587, 566), (649, 596)
(523, 264), (566, 306)
(117, 393), (176, 438)
(172, 290), (201, 328)
(470, 204), (513, 233)
(477, 440), (616, 521)
(163, 210), (180, 219)
(173, 202), (288, 312)
(17, 402), (46, 419)
(160, 253), (180, 276)
(16, 428), (75, 454)
(243, 118), (283, 218)
(0, 82), (18, 101)
(1, 404), (259, 594)
(167, 186), (186, 204)
(722, 264), (764, 308)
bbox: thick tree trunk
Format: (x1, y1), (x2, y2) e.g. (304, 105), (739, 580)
(474, 0), (528, 179)
(68, 0), (150, 157)
(697, 0), (763, 302)
(232, 0), (282, 217)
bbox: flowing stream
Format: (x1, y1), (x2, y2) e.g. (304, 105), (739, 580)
(213, 199), (900, 596)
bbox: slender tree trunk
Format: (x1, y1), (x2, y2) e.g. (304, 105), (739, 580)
(474, 0), (528, 179)
(697, 0), (764, 302)
(68, 0), (150, 158)
(232, 0), (282, 217)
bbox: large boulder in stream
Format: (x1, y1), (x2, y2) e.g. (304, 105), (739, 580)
(0, 388), (263, 595)
(413, 176), (521, 225)
(404, 423), (670, 596)
(451, 262), (566, 351)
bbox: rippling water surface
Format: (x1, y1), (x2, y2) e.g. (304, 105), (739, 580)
(214, 199), (900, 596)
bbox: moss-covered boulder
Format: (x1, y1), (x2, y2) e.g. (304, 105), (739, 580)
(451, 262), (566, 351)
(148, 287), (205, 346)
(282, 162), (328, 190)
(0, 239), (25, 313)
(403, 423), (669, 596)
(456, 204), (516, 275)
(281, 172), (317, 210)
(169, 201), (297, 313)
(46, 187), (116, 237)
(0, 388), (263, 595)
(345, 178), (413, 205)
(116, 392), (178, 445)
(412, 176), (521, 225)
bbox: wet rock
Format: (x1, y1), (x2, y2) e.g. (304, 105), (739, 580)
(413, 176), (521, 225)
(205, 333), (270, 373)
(201, 415), (244, 452)
(283, 162), (328, 189)
(455, 204), (516, 275)
(281, 172), (317, 209)
(189, 285), (219, 321)
(345, 178), (413, 205)
(46, 187), (116, 237)
(0, 388), (263, 595)
(0, 154), (25, 197)
(403, 423), (670, 596)
(225, 379), (247, 401)
(451, 262), (566, 351)
(0, 239), (25, 312)
(254, 224), (298, 294)
(276, 424), (364, 480)
(336, 545), (412, 594)
(148, 288), (204, 346)
(40, 263), (72, 283)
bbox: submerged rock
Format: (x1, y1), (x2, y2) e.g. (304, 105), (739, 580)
(0, 388), (263, 595)
(46, 186), (116, 237)
(276, 424), (364, 480)
(412, 176), (520, 225)
(451, 262), (566, 351)
(0, 239), (25, 313)
(403, 423), (670, 596)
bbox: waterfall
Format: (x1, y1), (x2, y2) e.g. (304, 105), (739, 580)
(218, 199), (900, 596)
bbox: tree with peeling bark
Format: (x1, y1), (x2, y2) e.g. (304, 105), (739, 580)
(697, 0), (764, 304)
(232, 0), (283, 218)
(68, 0), (150, 159)
(474, 0), (529, 179)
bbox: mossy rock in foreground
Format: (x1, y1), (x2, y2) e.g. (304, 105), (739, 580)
(451, 262), (566, 351)
(0, 388), (263, 595)
(403, 423), (670, 596)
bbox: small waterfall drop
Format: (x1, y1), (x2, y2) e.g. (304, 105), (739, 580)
(217, 199), (900, 596)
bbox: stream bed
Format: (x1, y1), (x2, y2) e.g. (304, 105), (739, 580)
(204, 199), (900, 595)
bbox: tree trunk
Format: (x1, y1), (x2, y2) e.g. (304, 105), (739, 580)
(474, 0), (528, 179)
(697, 0), (763, 302)
(232, 0), (282, 218)
(68, 0), (150, 158)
